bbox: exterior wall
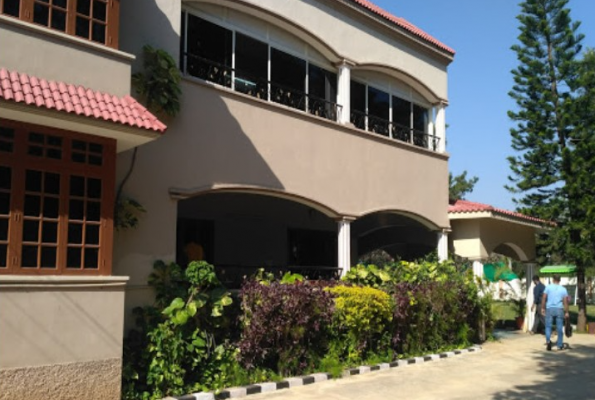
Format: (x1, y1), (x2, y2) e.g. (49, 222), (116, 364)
(0, 16), (134, 97)
(0, 276), (127, 400)
(450, 218), (537, 261)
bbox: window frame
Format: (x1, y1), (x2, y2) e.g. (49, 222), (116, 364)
(0, 118), (115, 275)
(0, 0), (120, 49)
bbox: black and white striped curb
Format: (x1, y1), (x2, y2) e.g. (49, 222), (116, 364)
(168, 345), (482, 400)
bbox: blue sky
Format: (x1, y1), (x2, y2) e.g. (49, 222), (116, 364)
(373, 0), (595, 211)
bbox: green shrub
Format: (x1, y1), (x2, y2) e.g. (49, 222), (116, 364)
(326, 285), (393, 364)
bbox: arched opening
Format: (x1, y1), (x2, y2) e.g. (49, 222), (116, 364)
(176, 191), (339, 287)
(492, 242), (530, 262)
(352, 211), (438, 263)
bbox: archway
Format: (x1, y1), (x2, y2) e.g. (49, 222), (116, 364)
(176, 191), (339, 286)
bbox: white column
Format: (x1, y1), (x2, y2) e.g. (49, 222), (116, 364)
(337, 61), (352, 124)
(437, 230), (448, 262)
(337, 218), (352, 277)
(472, 260), (484, 279)
(434, 102), (446, 153)
(525, 263), (536, 332)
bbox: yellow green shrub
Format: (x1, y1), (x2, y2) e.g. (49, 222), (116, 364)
(326, 285), (393, 363)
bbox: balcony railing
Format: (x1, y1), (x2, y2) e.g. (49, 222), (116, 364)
(184, 53), (342, 122)
(350, 110), (440, 151)
(183, 53), (440, 152)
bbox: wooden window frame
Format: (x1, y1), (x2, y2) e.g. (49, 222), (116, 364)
(0, 118), (115, 275)
(0, 0), (119, 49)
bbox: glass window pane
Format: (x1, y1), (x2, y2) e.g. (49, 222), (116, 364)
(87, 201), (100, 221)
(0, 140), (13, 153)
(368, 86), (389, 119)
(0, 244), (6, 268)
(392, 96), (411, 127)
(68, 223), (83, 244)
(0, 166), (10, 189)
(87, 178), (101, 198)
(89, 142), (102, 153)
(0, 193), (9, 214)
(67, 247), (81, 268)
(22, 245), (38, 267)
(93, 0), (106, 21)
(43, 197), (59, 218)
(54, 0), (67, 8)
(0, 218), (8, 240)
(41, 247), (57, 268)
(76, 16), (90, 39)
(2, 0), (20, 17)
(91, 21), (105, 43)
(45, 173), (60, 195)
(235, 33), (267, 96)
(413, 104), (428, 132)
(23, 220), (40, 242)
(42, 221), (58, 243)
(86, 224), (99, 244)
(51, 9), (66, 31)
(84, 248), (98, 269)
(70, 176), (85, 196)
(69, 200), (84, 220)
(24, 195), (41, 216)
(33, 3), (49, 26)
(350, 81), (366, 113)
(26, 170), (42, 192)
(77, 0), (91, 15)
(270, 49), (306, 110)
(186, 15), (232, 66)
(308, 64), (337, 101)
(47, 135), (62, 146)
(29, 132), (44, 144)
(72, 140), (86, 151)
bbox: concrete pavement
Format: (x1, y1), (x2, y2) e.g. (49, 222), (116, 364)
(246, 331), (595, 400)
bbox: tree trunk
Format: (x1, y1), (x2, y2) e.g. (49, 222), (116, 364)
(577, 267), (587, 332)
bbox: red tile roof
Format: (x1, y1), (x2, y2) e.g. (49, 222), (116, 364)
(448, 200), (555, 226)
(0, 68), (166, 133)
(346, 0), (455, 55)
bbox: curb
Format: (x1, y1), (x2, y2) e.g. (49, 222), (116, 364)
(168, 345), (482, 400)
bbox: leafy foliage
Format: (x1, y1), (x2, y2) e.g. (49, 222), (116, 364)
(449, 171), (479, 200)
(508, 0), (593, 330)
(122, 261), (235, 399)
(326, 286), (393, 364)
(132, 45), (182, 117)
(238, 279), (334, 376)
(114, 197), (146, 231)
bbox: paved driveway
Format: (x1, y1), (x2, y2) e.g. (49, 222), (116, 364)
(247, 332), (595, 400)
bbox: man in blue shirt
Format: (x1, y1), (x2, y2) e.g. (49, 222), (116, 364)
(530, 275), (545, 334)
(541, 274), (569, 351)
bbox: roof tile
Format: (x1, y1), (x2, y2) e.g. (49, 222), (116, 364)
(448, 200), (554, 226)
(0, 68), (167, 134)
(346, 0), (455, 55)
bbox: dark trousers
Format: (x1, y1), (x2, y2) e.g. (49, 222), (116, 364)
(532, 307), (545, 333)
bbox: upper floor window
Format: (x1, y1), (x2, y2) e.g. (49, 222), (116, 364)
(0, 119), (115, 275)
(0, 0), (120, 48)
(180, 11), (339, 122)
(350, 80), (434, 149)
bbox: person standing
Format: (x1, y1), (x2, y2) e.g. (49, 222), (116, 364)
(531, 275), (546, 334)
(541, 274), (569, 351)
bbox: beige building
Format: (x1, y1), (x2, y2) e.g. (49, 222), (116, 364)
(1, 1), (458, 398)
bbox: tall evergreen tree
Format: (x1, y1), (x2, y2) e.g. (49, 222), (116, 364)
(449, 171), (479, 201)
(508, 0), (591, 330)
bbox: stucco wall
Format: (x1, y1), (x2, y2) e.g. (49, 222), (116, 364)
(450, 218), (538, 261)
(0, 276), (127, 399)
(0, 16), (133, 97)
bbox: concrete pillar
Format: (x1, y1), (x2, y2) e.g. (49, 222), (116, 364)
(337, 218), (352, 277)
(336, 61), (353, 124)
(525, 263), (537, 332)
(437, 230), (448, 262)
(472, 260), (484, 279)
(434, 102), (446, 153)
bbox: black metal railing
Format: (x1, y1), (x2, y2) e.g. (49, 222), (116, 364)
(184, 53), (342, 122)
(350, 110), (440, 151)
(215, 264), (341, 289)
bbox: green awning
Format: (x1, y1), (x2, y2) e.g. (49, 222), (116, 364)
(539, 265), (577, 274)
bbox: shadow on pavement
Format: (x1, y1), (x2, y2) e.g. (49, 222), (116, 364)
(491, 336), (595, 399)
